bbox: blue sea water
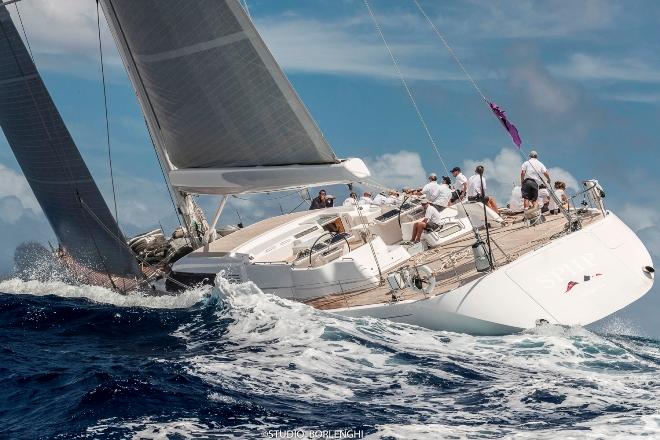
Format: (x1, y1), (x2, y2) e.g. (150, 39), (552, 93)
(0, 277), (658, 439)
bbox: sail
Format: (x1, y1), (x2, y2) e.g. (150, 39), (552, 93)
(100, 0), (338, 170)
(0, 6), (140, 278)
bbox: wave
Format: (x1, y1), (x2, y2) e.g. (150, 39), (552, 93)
(0, 277), (212, 309)
(1, 275), (658, 438)
(172, 277), (660, 437)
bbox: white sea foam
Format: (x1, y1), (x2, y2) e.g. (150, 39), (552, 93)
(87, 417), (231, 440)
(0, 277), (212, 309)
(2, 274), (658, 438)
(592, 314), (645, 337)
(174, 277), (660, 438)
(370, 414), (660, 439)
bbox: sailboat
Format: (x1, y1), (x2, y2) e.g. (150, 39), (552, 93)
(0, 1), (654, 335)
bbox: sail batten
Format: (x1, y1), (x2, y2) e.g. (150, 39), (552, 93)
(101, 0), (338, 171)
(0, 5), (140, 278)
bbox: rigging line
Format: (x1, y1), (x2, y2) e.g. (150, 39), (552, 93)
(143, 118), (188, 240)
(412, 0), (486, 102)
(413, 0), (573, 225)
(13, 1), (32, 63)
(363, 0), (479, 237)
(96, 0), (119, 226)
(287, 198), (307, 214)
(75, 190), (119, 291)
(355, 204), (384, 284)
(241, 0), (252, 19)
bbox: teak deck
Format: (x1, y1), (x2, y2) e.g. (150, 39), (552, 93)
(305, 210), (603, 311)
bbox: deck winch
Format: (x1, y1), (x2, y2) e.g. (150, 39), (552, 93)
(387, 265), (436, 300)
(472, 241), (491, 272)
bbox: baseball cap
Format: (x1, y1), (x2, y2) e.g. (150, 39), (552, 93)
(529, 150), (538, 158)
(450, 167), (461, 173)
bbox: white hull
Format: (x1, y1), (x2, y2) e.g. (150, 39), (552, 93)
(334, 212), (653, 335)
(169, 191), (654, 336)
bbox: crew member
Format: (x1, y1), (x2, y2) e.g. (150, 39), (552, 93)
(358, 191), (374, 205)
(436, 176), (453, 208)
(373, 191), (397, 205)
(548, 181), (569, 214)
(343, 192), (358, 207)
(450, 167), (468, 202)
(309, 189), (333, 209)
(520, 150), (550, 209)
(411, 197), (443, 243)
(467, 165), (499, 212)
(421, 173), (441, 206)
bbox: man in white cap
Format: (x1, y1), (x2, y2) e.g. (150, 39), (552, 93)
(450, 166), (468, 202)
(421, 173), (442, 207)
(358, 191), (374, 205)
(343, 192), (358, 207)
(520, 150), (551, 209)
(411, 197), (443, 243)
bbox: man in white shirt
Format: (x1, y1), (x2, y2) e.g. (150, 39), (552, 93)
(421, 173), (443, 206)
(411, 198), (444, 243)
(435, 176), (453, 208)
(343, 192), (358, 207)
(358, 192), (373, 205)
(466, 165), (499, 211)
(450, 167), (468, 202)
(372, 191), (397, 206)
(520, 150), (551, 209)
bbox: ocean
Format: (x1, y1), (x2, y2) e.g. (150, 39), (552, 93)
(0, 277), (658, 439)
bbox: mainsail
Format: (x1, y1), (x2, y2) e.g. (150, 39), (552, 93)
(0, 5), (140, 278)
(100, 0), (369, 194)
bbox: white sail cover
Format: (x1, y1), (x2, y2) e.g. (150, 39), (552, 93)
(101, 0), (337, 170)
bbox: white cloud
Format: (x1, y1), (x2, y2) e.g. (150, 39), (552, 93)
(510, 61), (578, 115)
(6, 0), (123, 80)
(618, 204), (660, 233)
(552, 53), (660, 83)
(7, 1), (487, 82)
(463, 148), (579, 204)
(603, 92), (660, 104)
(95, 174), (178, 235)
(256, 15), (463, 81)
(547, 167), (579, 192)
(617, 204), (660, 257)
(444, 0), (620, 40)
(0, 163), (54, 272)
(0, 162), (40, 214)
(463, 148), (521, 203)
(365, 150), (427, 190)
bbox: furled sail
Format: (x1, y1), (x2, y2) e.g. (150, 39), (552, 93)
(100, 0), (338, 170)
(0, 5), (140, 278)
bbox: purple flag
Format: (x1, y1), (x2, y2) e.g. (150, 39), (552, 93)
(489, 102), (521, 148)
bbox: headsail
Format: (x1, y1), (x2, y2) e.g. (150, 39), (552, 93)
(100, 0), (369, 194)
(0, 5), (140, 278)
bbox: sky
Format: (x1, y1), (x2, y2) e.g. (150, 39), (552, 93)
(0, 0), (659, 335)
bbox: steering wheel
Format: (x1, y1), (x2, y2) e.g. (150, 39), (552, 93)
(307, 232), (351, 267)
(397, 196), (410, 227)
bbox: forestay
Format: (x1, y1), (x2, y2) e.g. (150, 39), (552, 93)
(100, 0), (338, 171)
(0, 5), (140, 277)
